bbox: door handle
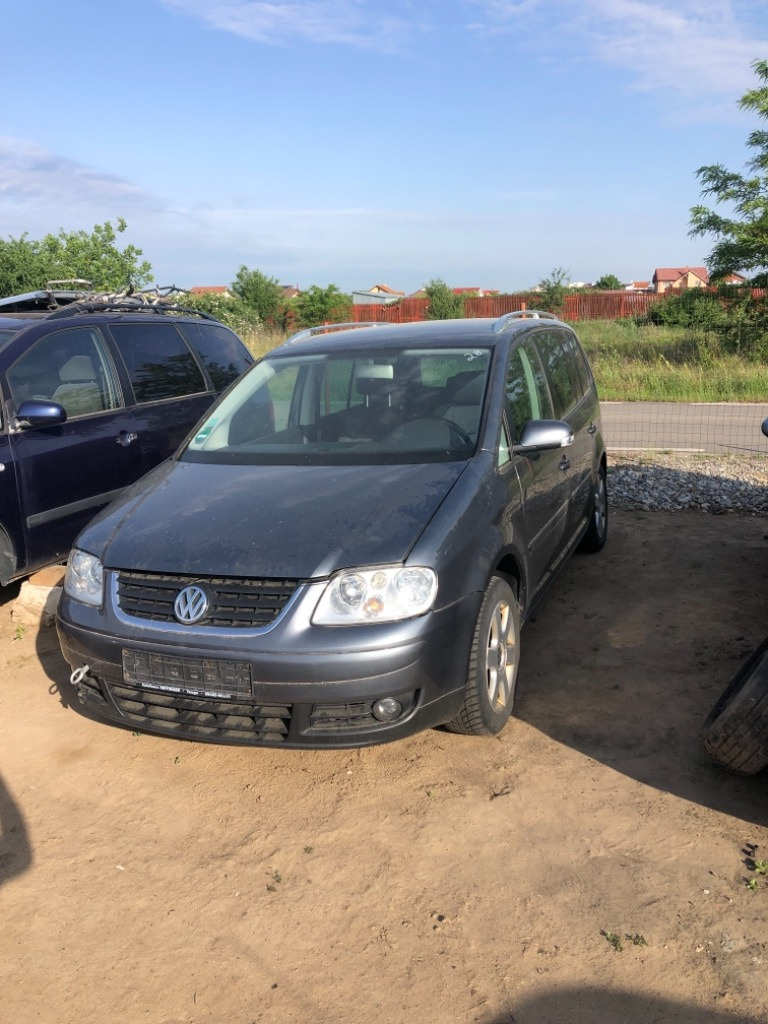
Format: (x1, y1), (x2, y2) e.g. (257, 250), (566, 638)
(587, 423), (597, 435)
(116, 431), (138, 447)
(559, 457), (571, 471)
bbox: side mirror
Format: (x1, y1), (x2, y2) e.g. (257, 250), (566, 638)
(513, 419), (574, 453)
(15, 400), (67, 428)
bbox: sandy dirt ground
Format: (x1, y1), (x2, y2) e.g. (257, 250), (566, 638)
(2, 509), (768, 1024)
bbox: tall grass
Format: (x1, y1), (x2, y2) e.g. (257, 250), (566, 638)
(576, 320), (768, 402)
(238, 320), (768, 403)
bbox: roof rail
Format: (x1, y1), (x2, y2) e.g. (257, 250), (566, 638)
(284, 321), (388, 345)
(492, 309), (560, 332)
(46, 278), (93, 292)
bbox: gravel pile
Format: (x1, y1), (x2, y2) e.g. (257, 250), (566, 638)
(607, 452), (768, 514)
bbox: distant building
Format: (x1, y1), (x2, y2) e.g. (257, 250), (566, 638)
(651, 267), (748, 293)
(281, 285), (301, 299)
(352, 283), (405, 305)
(625, 281), (651, 291)
(189, 285), (235, 298)
(451, 287), (499, 297)
(408, 286), (499, 298)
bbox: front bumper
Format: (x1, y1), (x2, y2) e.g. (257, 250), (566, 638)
(56, 581), (480, 748)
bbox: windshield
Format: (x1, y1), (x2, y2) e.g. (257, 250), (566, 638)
(182, 346), (491, 465)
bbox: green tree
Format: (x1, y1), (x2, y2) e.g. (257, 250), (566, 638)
(594, 273), (624, 290)
(0, 218), (152, 296)
(293, 284), (352, 328)
(231, 266), (284, 325)
(689, 59), (768, 280)
(536, 267), (571, 313)
(424, 278), (464, 319)
(179, 290), (262, 336)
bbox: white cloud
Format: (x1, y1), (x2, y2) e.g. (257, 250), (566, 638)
(0, 138), (151, 209)
(468, 0), (768, 109)
(158, 0), (420, 51)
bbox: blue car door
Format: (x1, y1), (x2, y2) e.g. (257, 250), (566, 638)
(106, 320), (215, 482)
(5, 324), (134, 571)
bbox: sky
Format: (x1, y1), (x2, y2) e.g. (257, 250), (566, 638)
(2, 0), (767, 295)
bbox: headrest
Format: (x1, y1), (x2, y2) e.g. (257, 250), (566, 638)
(59, 355), (96, 381)
(448, 372), (483, 403)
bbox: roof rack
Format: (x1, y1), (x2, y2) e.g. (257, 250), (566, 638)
(492, 310), (560, 332)
(284, 321), (388, 345)
(38, 284), (222, 321)
(44, 298), (220, 322)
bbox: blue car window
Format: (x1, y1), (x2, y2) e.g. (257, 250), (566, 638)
(110, 322), (207, 403)
(177, 321), (253, 391)
(7, 326), (121, 418)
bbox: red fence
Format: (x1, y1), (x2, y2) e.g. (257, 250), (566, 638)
(351, 290), (663, 324)
(349, 288), (767, 325)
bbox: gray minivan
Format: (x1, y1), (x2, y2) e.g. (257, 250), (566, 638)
(57, 311), (607, 748)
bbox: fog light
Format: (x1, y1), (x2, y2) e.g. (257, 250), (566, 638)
(372, 697), (403, 723)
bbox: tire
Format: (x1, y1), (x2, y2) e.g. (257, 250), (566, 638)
(578, 462), (608, 553)
(446, 576), (520, 736)
(701, 636), (768, 775)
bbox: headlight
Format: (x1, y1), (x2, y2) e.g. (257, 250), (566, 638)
(313, 566), (437, 625)
(64, 549), (105, 607)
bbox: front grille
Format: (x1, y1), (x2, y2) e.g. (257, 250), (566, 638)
(107, 681), (292, 744)
(116, 571), (300, 627)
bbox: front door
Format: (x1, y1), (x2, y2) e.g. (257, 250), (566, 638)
(504, 340), (571, 589)
(5, 325), (132, 571)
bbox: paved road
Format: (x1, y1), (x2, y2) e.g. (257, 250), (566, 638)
(601, 401), (768, 454)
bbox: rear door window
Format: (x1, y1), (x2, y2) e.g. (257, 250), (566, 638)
(109, 322), (207, 403)
(177, 321), (253, 391)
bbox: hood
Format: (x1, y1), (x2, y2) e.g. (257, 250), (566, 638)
(85, 459), (466, 579)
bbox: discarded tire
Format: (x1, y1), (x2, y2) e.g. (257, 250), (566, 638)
(701, 635), (768, 775)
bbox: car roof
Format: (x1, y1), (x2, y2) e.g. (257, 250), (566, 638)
(274, 311), (568, 356)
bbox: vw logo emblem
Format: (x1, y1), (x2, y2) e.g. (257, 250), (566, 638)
(174, 585), (209, 624)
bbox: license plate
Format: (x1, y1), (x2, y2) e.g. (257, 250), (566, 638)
(122, 649), (252, 699)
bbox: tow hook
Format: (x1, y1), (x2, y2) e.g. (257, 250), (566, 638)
(70, 665), (90, 686)
(69, 665), (92, 700)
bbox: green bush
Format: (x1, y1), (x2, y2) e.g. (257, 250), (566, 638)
(424, 279), (465, 319)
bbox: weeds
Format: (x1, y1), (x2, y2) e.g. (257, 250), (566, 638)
(601, 929), (648, 952)
(266, 869), (283, 892)
(743, 843), (768, 891)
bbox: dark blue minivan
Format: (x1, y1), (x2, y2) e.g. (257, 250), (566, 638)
(0, 300), (252, 586)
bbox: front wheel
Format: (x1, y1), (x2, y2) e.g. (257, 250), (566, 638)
(446, 576), (520, 736)
(579, 463), (608, 553)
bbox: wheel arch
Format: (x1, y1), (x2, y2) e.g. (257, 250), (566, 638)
(0, 523), (19, 587)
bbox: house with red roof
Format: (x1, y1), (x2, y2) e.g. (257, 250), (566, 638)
(651, 267), (747, 293)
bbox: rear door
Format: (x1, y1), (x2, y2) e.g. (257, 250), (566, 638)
(107, 321), (213, 483)
(4, 324), (131, 570)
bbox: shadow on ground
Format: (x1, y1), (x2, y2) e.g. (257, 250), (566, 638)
(516, 510), (768, 826)
(482, 986), (762, 1024)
